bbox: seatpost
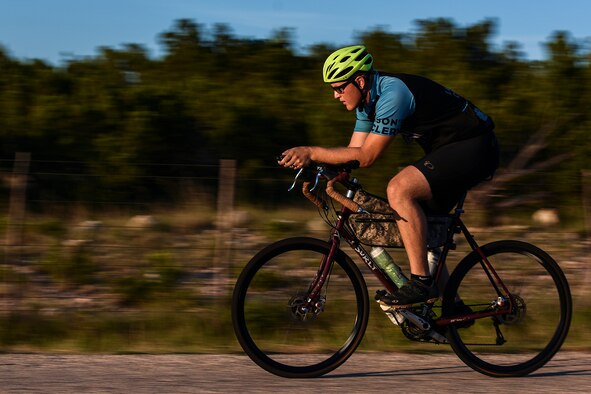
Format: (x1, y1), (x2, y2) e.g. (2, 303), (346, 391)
(454, 192), (467, 214)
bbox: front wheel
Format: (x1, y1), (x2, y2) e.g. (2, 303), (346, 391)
(232, 237), (370, 378)
(443, 240), (572, 377)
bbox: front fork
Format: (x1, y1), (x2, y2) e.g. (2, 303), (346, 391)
(290, 230), (342, 320)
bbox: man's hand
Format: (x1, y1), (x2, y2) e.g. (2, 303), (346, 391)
(278, 147), (312, 170)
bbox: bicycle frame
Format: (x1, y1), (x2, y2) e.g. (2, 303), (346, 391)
(302, 172), (515, 328)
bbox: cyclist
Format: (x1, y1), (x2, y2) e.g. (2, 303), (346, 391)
(279, 45), (499, 307)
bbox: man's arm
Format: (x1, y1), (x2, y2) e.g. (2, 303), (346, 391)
(348, 131), (369, 147)
(279, 132), (393, 169)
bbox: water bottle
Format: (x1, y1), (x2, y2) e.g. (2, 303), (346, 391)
(427, 247), (442, 276)
(370, 247), (408, 288)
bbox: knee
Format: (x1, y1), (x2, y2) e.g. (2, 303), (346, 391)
(387, 177), (409, 209)
(387, 168), (432, 209)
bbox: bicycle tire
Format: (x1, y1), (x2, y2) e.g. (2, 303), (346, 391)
(443, 240), (572, 377)
(232, 237), (370, 378)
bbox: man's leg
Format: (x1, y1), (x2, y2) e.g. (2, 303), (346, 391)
(379, 165), (440, 307)
(386, 165), (432, 277)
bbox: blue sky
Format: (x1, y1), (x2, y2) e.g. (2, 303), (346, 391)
(1, 0), (590, 65)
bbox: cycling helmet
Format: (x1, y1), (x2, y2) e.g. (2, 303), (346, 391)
(323, 45), (373, 83)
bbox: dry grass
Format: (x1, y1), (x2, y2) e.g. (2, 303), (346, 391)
(0, 205), (589, 353)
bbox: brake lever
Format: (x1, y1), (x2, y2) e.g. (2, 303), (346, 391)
(309, 171), (322, 191)
(288, 168), (305, 191)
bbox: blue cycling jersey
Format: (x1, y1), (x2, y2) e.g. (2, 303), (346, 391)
(354, 73), (415, 135)
(354, 72), (494, 151)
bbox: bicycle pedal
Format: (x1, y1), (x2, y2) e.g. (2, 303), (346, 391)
(428, 329), (448, 344)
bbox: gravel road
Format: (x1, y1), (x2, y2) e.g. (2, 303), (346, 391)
(1, 352), (589, 393)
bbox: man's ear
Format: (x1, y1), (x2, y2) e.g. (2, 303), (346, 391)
(356, 75), (366, 89)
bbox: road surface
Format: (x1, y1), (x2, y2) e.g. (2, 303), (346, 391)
(1, 352), (589, 393)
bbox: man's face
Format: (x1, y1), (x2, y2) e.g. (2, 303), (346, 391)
(330, 76), (363, 111)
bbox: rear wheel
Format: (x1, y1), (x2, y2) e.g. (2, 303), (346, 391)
(443, 240), (572, 377)
(232, 237), (369, 378)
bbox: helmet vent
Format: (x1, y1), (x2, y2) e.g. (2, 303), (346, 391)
(355, 51), (368, 61)
(334, 67), (353, 79)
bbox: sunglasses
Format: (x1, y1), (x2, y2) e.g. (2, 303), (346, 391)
(331, 79), (353, 94)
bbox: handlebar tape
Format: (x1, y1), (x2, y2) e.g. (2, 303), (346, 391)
(325, 174), (361, 212)
(302, 182), (326, 210)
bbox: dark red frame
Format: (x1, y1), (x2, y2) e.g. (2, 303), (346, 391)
(302, 169), (514, 329)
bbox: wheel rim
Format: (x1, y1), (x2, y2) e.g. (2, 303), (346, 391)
(234, 240), (368, 374)
(446, 243), (571, 375)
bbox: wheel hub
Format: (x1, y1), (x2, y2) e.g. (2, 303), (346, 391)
(288, 293), (325, 321)
(497, 294), (526, 325)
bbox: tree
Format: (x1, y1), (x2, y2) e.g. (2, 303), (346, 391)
(0, 18), (589, 222)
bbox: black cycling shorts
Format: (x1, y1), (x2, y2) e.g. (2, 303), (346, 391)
(412, 131), (499, 213)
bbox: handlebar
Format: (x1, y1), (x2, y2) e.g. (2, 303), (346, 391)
(281, 157), (364, 213)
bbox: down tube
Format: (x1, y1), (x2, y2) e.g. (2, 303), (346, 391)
(343, 233), (398, 295)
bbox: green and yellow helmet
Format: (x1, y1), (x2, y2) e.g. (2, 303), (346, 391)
(322, 45), (373, 83)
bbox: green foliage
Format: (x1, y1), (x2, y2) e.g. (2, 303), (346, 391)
(0, 308), (238, 352)
(145, 251), (184, 290)
(0, 18), (589, 216)
(31, 219), (67, 238)
(0, 311), (68, 347)
(113, 251), (186, 306)
(39, 244), (99, 286)
(114, 276), (158, 306)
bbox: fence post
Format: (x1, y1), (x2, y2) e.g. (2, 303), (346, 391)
(213, 159), (236, 296)
(5, 152), (31, 261)
(581, 170), (591, 301)
(582, 170), (591, 240)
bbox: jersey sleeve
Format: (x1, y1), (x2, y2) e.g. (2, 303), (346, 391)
(369, 78), (416, 136)
(353, 111), (373, 133)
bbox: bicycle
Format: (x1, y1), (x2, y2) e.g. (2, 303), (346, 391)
(231, 160), (572, 378)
